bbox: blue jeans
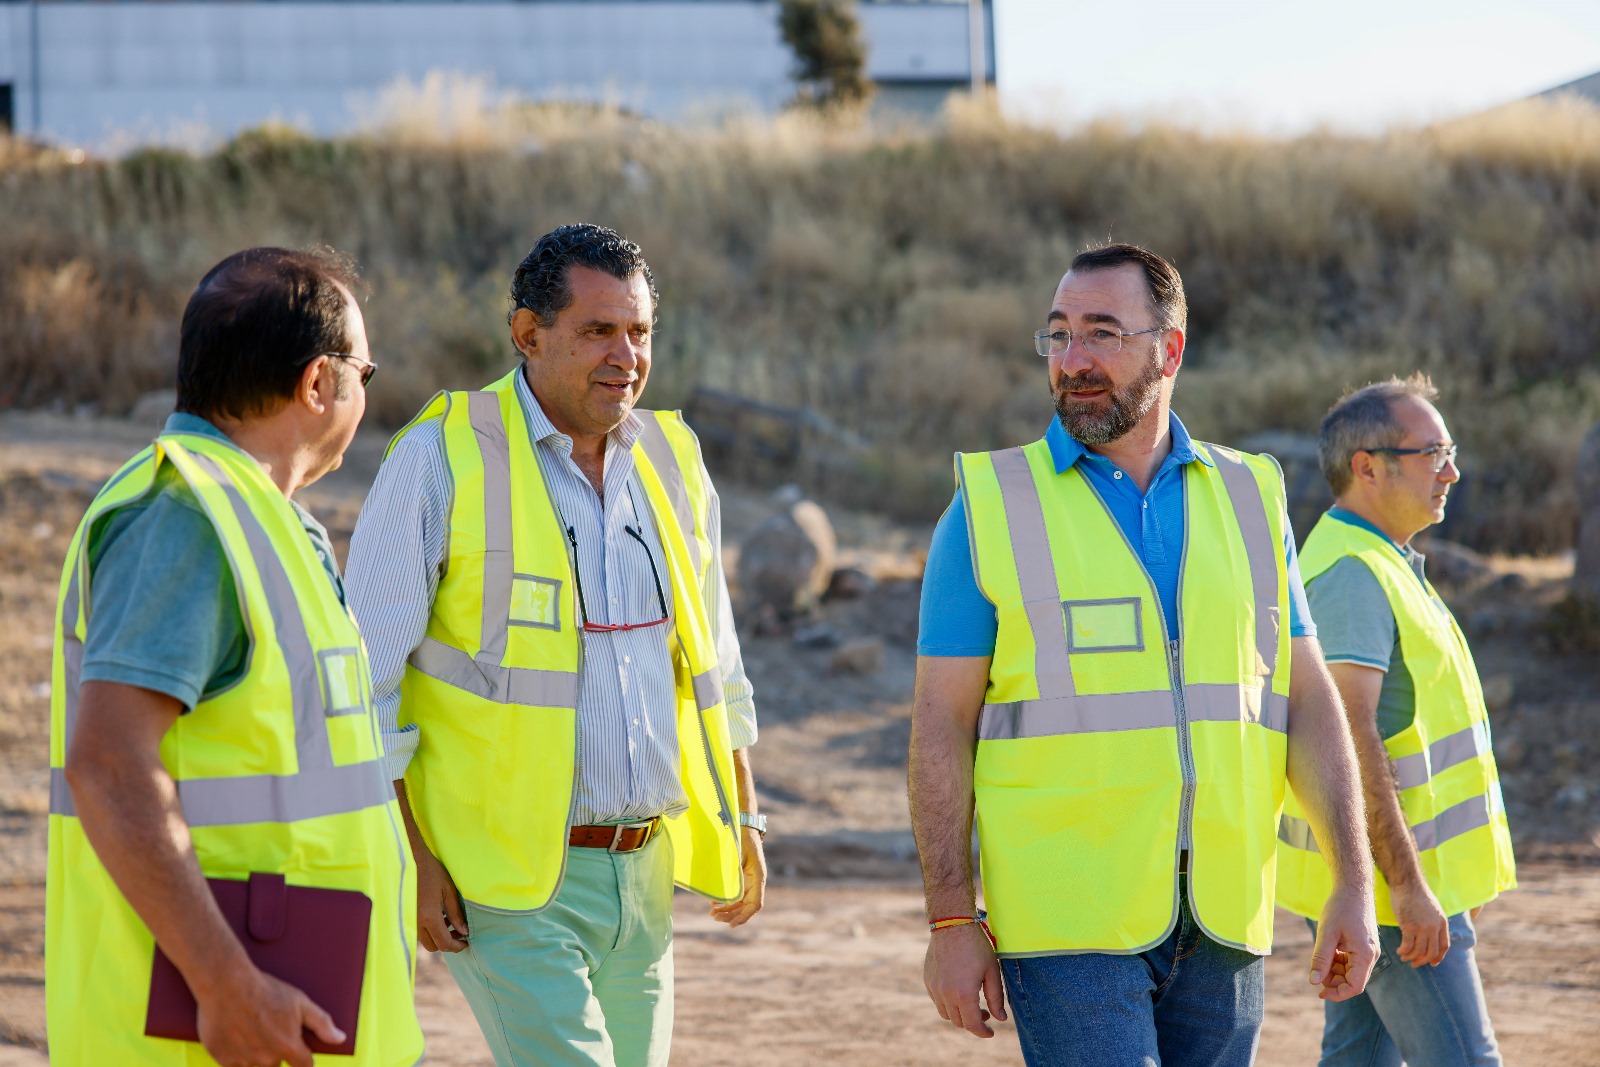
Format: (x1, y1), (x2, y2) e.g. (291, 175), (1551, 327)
(1307, 911), (1501, 1067)
(1000, 880), (1265, 1067)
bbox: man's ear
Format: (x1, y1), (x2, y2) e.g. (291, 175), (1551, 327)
(511, 307), (541, 359)
(297, 355), (334, 415)
(1349, 449), (1378, 488)
(1162, 327), (1186, 377)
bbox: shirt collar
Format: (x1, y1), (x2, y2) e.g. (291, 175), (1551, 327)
(162, 412), (234, 442)
(512, 363), (645, 454)
(159, 413), (320, 526)
(1044, 410), (1210, 475)
(1327, 506), (1417, 555)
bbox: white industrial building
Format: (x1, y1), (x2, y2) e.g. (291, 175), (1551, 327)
(0, 0), (994, 147)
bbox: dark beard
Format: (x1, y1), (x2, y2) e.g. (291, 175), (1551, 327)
(1053, 352), (1164, 446)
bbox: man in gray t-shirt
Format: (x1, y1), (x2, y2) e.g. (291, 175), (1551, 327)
(1294, 374), (1510, 1067)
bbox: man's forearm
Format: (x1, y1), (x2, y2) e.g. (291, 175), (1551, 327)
(1286, 643), (1373, 888)
(731, 747), (758, 814)
(66, 700), (251, 1001)
(909, 715), (979, 917)
(1346, 710), (1426, 889)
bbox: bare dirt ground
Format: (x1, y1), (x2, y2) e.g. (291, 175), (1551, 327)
(2, 410), (1598, 1064)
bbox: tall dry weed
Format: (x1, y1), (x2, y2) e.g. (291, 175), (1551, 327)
(1, 91), (1597, 551)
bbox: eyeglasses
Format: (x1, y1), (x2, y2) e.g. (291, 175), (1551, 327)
(1033, 324), (1167, 358)
(316, 351), (378, 388)
(564, 523), (671, 634)
(1362, 444), (1459, 473)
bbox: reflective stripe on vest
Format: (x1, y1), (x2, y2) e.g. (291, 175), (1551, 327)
(1279, 791), (1495, 855)
(976, 446), (1288, 739)
(637, 416), (703, 576)
(1391, 721), (1491, 790)
(50, 448), (392, 826)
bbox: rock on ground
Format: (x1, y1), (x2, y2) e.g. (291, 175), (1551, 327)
(738, 499), (837, 615)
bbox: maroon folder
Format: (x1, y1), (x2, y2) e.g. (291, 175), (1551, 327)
(144, 872), (371, 1056)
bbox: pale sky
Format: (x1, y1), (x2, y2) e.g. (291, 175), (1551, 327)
(994, 0), (1600, 132)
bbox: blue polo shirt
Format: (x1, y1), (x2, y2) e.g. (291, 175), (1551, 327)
(918, 414), (1315, 656)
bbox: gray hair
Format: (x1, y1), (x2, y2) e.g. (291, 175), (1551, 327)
(1318, 373), (1440, 496)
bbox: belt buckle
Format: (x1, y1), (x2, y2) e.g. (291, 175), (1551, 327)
(609, 819), (656, 853)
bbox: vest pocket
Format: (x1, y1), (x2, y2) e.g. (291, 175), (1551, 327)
(317, 648), (366, 717)
(509, 574), (563, 631)
(1062, 597), (1144, 653)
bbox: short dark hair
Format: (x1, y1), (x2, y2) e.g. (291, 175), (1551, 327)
(176, 247), (363, 422)
(1319, 373), (1441, 496)
(508, 223), (658, 330)
(1069, 243), (1188, 332)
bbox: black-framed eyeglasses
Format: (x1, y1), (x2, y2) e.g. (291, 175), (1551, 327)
(1033, 324), (1167, 358)
(314, 351), (378, 388)
(1362, 443), (1459, 473)
(563, 523), (671, 634)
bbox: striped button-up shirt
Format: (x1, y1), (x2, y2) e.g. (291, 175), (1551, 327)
(345, 368), (756, 824)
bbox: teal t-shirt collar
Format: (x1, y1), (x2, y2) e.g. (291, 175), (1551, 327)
(1044, 411), (1212, 475)
(1327, 506), (1401, 550)
(163, 411), (238, 445)
(159, 413), (324, 528)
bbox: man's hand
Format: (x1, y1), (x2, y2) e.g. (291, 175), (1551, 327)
(924, 922), (1006, 1038)
(392, 780), (468, 952)
(709, 826), (766, 927)
(195, 966), (345, 1067)
(1311, 883), (1380, 1002)
(1392, 879), (1450, 967)
(413, 841), (470, 953)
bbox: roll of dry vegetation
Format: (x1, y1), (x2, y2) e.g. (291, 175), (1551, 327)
(1, 95), (1597, 552)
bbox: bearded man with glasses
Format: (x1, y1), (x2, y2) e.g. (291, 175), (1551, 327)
(909, 242), (1378, 1066)
(345, 224), (764, 1067)
(1276, 374), (1515, 1067)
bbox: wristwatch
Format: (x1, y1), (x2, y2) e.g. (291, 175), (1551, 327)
(737, 812), (768, 836)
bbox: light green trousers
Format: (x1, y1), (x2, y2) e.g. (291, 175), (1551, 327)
(444, 835), (675, 1067)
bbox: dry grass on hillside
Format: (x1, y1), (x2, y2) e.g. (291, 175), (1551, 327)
(2, 94), (1598, 550)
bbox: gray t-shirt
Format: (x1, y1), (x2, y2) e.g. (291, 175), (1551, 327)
(78, 415), (343, 710)
(1304, 516), (1451, 741)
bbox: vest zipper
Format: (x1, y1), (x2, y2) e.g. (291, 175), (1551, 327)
(1080, 466), (1196, 875)
(1169, 638), (1197, 854)
(1171, 472), (1197, 862)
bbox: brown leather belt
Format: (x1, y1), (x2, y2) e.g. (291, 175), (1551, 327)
(569, 818), (662, 853)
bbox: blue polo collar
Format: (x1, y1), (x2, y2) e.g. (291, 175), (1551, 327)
(1044, 411), (1211, 475)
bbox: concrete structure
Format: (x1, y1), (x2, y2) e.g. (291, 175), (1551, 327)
(1537, 69), (1600, 107)
(0, 0), (994, 147)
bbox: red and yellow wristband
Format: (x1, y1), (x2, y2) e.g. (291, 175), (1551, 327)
(928, 913), (996, 948)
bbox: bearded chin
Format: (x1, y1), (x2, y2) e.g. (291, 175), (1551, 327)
(1053, 362), (1164, 446)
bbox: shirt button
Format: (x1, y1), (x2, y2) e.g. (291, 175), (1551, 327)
(1142, 501), (1148, 509)
(633, 718), (640, 726)
(1113, 470), (1124, 480)
(624, 655), (631, 665)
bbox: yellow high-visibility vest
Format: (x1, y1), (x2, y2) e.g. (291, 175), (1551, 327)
(46, 433), (422, 1066)
(961, 439), (1292, 955)
(1276, 513), (1515, 923)
(391, 369), (742, 912)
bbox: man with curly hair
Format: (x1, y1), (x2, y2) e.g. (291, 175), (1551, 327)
(346, 224), (765, 1067)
